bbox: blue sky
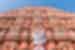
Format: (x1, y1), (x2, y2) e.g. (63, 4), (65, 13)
(0, 0), (75, 12)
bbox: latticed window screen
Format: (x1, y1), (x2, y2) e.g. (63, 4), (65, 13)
(0, 7), (75, 50)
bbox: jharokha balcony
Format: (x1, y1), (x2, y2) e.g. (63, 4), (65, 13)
(0, 7), (75, 50)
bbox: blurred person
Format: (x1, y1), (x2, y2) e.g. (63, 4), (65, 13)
(57, 41), (69, 50)
(32, 24), (46, 50)
(29, 41), (34, 50)
(72, 42), (75, 50)
(46, 41), (56, 50)
(8, 41), (18, 50)
(18, 41), (28, 50)
(65, 41), (74, 50)
(57, 41), (73, 50)
(0, 43), (3, 50)
(32, 24), (46, 45)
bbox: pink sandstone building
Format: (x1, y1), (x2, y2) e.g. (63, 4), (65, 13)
(0, 7), (75, 50)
